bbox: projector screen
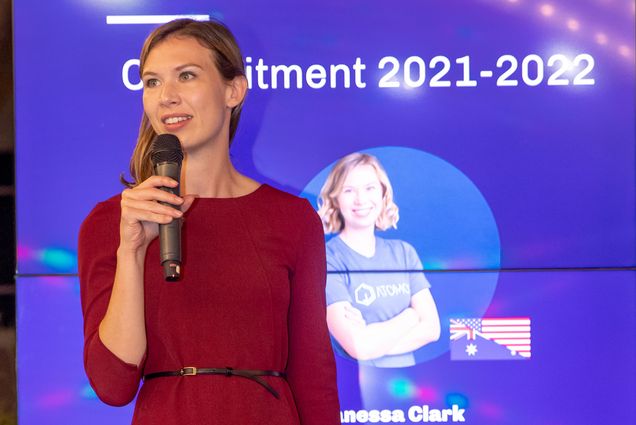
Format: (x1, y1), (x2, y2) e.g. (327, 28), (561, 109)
(14, 1), (635, 424)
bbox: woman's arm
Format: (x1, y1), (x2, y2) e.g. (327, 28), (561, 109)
(79, 201), (145, 406)
(99, 176), (188, 365)
(96, 245), (148, 366)
(382, 243), (441, 355)
(326, 301), (420, 361)
(79, 176), (191, 406)
(385, 289), (441, 355)
(286, 201), (340, 425)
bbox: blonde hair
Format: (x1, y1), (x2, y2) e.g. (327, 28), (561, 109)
(318, 153), (399, 234)
(123, 19), (246, 187)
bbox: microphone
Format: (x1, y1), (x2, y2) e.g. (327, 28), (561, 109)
(150, 134), (184, 281)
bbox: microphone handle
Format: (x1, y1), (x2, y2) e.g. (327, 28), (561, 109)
(154, 162), (182, 281)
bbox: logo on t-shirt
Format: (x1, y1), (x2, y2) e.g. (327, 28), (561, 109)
(354, 283), (377, 306)
(354, 282), (410, 306)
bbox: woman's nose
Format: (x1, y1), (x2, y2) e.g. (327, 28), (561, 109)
(160, 82), (181, 106)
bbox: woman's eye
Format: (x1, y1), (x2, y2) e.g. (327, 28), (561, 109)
(145, 78), (159, 88)
(179, 71), (195, 81)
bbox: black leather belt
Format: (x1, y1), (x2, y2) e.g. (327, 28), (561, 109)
(143, 367), (286, 399)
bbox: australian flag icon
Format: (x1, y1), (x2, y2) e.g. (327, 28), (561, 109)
(450, 317), (531, 361)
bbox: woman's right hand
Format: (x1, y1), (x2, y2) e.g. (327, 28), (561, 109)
(119, 176), (189, 253)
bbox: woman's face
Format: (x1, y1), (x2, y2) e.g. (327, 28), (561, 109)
(336, 164), (384, 231)
(141, 36), (241, 153)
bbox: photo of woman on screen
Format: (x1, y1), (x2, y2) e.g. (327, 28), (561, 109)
(318, 152), (440, 367)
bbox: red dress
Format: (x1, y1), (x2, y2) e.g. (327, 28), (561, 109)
(78, 184), (341, 424)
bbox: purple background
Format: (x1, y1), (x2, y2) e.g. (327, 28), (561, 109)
(13, 0), (636, 424)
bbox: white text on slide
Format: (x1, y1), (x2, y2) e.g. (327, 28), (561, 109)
(122, 54), (595, 91)
(340, 404), (466, 423)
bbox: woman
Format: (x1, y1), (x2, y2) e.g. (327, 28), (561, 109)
(78, 19), (340, 424)
(318, 152), (441, 368)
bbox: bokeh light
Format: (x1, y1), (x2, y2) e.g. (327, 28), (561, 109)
(37, 389), (74, 408)
(595, 32), (608, 45)
(416, 385), (440, 403)
(477, 401), (505, 419)
(446, 392), (469, 409)
(37, 247), (77, 272)
(618, 45), (631, 57)
(388, 377), (417, 399)
(540, 4), (555, 17)
(80, 384), (98, 400)
(566, 18), (580, 31)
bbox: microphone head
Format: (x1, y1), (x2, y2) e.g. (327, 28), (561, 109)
(151, 134), (184, 166)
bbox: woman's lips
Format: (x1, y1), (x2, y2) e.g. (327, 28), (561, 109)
(162, 115), (192, 131)
(352, 207), (373, 216)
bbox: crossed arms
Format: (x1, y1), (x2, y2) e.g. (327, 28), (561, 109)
(326, 288), (441, 361)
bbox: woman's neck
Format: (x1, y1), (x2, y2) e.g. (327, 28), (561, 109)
(180, 141), (258, 198)
(339, 227), (376, 258)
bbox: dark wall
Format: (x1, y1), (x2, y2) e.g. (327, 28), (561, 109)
(0, 0), (16, 300)
(0, 0), (17, 421)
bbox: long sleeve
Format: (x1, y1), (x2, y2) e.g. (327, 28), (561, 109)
(286, 201), (341, 425)
(78, 199), (144, 406)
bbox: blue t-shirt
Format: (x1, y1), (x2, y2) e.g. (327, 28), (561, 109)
(326, 236), (431, 367)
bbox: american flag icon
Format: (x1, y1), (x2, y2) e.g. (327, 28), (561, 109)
(450, 317), (531, 360)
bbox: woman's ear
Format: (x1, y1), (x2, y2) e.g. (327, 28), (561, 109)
(226, 75), (248, 108)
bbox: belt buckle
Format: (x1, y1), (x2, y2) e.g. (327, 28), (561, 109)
(181, 367), (197, 376)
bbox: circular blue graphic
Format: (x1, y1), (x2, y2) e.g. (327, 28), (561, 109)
(301, 146), (500, 363)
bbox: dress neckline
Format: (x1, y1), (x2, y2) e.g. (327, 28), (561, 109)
(193, 183), (267, 202)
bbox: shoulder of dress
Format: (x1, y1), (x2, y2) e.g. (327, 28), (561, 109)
(80, 194), (121, 229)
(100, 193), (122, 206)
(260, 185), (317, 217)
(260, 184), (305, 204)
(78, 194), (122, 256)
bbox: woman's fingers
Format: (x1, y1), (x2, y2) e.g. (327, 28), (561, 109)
(181, 195), (197, 213)
(135, 175), (179, 190)
(122, 198), (183, 219)
(118, 177), (184, 250)
(122, 176), (184, 207)
(122, 187), (184, 206)
(122, 206), (176, 225)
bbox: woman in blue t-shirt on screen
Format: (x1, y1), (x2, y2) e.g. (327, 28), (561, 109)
(318, 152), (440, 368)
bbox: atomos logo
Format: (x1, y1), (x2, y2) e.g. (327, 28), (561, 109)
(354, 284), (376, 306)
(354, 282), (411, 307)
